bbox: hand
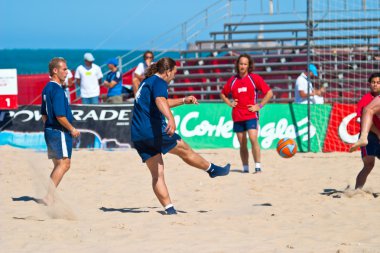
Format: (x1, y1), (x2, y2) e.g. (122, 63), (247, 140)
(231, 99), (238, 107)
(71, 128), (80, 138)
(184, 96), (199, 105)
(247, 104), (260, 112)
(165, 119), (176, 137)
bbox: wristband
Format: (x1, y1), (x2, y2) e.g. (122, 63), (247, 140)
(259, 104), (263, 109)
(182, 97), (186, 104)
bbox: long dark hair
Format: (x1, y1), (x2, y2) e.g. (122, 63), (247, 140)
(234, 54), (254, 74)
(145, 57), (176, 78)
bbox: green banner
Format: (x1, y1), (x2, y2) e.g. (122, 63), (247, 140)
(172, 103), (331, 152)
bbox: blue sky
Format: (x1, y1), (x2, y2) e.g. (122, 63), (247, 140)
(0, 0), (225, 50)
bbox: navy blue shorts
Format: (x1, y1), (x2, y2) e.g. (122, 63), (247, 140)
(44, 128), (72, 159)
(133, 133), (181, 162)
(361, 132), (380, 159)
(233, 119), (258, 132)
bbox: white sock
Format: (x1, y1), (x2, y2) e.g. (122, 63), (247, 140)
(164, 203), (174, 210)
(243, 165), (249, 171)
(206, 163), (212, 172)
(255, 163), (261, 169)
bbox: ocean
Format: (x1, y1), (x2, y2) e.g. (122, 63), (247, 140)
(0, 49), (180, 75)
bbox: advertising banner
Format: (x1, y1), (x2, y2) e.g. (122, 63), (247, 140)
(0, 104), (133, 149)
(1, 103), (333, 152)
(172, 103), (332, 152)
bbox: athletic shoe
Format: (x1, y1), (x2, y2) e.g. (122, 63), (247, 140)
(165, 206), (177, 215)
(243, 168), (249, 173)
(208, 163), (231, 178)
(255, 168), (262, 173)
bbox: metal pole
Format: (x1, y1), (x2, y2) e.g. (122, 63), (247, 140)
(307, 0), (312, 152)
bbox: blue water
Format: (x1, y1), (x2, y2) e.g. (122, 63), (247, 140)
(0, 49), (180, 74)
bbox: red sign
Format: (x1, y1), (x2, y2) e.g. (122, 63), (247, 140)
(323, 103), (359, 152)
(0, 95), (18, 109)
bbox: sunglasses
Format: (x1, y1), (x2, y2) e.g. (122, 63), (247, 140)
(145, 56), (153, 59)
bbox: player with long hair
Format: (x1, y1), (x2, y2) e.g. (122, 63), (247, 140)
(220, 54), (273, 173)
(131, 57), (230, 215)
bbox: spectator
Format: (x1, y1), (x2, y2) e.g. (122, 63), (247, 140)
(294, 64), (325, 104)
(75, 52), (103, 104)
(220, 54), (273, 173)
(132, 50), (154, 95)
(62, 69), (73, 103)
(103, 58), (123, 103)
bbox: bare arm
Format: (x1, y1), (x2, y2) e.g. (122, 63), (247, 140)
(56, 116), (80, 137)
(248, 89), (273, 112)
(42, 115), (47, 124)
(220, 93), (237, 107)
(103, 80), (118, 88)
(133, 73), (144, 96)
(167, 95), (199, 108)
(155, 97), (176, 136)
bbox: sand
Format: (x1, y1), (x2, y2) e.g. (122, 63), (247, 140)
(1, 146), (380, 253)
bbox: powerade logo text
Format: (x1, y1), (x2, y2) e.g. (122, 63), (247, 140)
(0, 109), (131, 122)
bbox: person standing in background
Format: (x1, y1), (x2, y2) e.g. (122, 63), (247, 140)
(132, 50), (154, 96)
(75, 53), (103, 104)
(294, 64), (325, 104)
(220, 54), (273, 173)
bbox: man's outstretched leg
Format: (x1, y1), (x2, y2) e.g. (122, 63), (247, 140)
(169, 139), (230, 178)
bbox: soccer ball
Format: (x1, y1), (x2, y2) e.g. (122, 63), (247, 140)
(276, 138), (297, 158)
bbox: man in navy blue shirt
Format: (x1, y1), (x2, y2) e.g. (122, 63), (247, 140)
(40, 57), (80, 205)
(132, 57), (230, 215)
(103, 58), (123, 103)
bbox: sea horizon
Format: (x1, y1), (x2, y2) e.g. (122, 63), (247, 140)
(0, 49), (180, 74)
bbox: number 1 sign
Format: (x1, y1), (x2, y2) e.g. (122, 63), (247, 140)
(0, 69), (18, 109)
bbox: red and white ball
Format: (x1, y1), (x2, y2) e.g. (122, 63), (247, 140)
(276, 138), (297, 158)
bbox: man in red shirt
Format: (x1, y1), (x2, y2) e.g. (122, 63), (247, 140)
(220, 54), (273, 173)
(351, 73), (380, 188)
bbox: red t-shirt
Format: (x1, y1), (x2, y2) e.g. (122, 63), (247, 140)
(221, 73), (271, 122)
(356, 92), (380, 130)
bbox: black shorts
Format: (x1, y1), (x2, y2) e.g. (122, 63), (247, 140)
(133, 133), (181, 162)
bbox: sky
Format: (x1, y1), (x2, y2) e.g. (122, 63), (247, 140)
(0, 0), (228, 50)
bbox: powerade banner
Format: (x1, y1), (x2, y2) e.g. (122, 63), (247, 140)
(172, 103), (331, 152)
(0, 104), (133, 149)
(323, 104), (359, 152)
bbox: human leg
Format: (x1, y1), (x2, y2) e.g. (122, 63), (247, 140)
(145, 154), (175, 213)
(50, 158), (71, 187)
(236, 131), (249, 172)
(350, 98), (380, 152)
(247, 129), (261, 172)
(168, 139), (230, 178)
(355, 156), (375, 189)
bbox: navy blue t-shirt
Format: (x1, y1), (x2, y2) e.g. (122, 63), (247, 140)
(106, 70), (122, 97)
(131, 75), (168, 141)
(41, 81), (73, 132)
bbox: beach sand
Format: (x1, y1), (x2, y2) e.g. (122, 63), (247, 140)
(1, 146), (380, 253)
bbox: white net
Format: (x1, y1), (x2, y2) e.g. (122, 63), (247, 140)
(311, 0), (380, 152)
